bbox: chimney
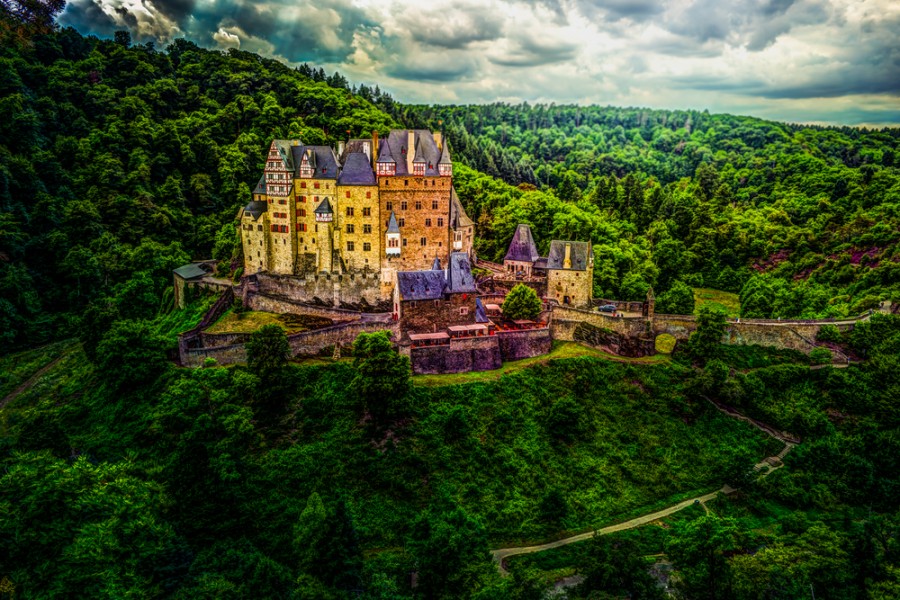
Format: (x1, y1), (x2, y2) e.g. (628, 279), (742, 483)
(371, 131), (378, 169)
(432, 131), (442, 151)
(563, 243), (572, 269)
(336, 140), (344, 158)
(407, 130), (415, 175)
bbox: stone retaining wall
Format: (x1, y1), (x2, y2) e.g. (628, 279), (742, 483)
(256, 272), (387, 306)
(288, 321), (400, 357)
(409, 336), (502, 374)
(247, 292), (391, 322)
(497, 328), (553, 360)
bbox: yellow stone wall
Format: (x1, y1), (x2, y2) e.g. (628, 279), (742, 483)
(547, 268), (593, 308)
(241, 213), (268, 276)
(336, 184), (381, 272)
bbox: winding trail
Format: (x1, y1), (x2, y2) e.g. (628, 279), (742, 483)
(1, 355), (65, 410)
(491, 400), (795, 574)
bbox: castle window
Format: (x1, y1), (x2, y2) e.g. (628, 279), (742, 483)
(432, 200), (438, 210)
(425, 218), (432, 227)
(363, 224), (372, 234)
(271, 224), (277, 232)
(366, 191), (371, 199)
(298, 195), (306, 203)
(398, 218), (405, 227)
(385, 201), (392, 211)
(314, 182), (320, 189)
(346, 191), (351, 198)
(347, 241), (355, 251)
(298, 208), (306, 217)
(401, 201), (408, 211)
(298, 223), (307, 232)
(314, 196), (319, 202)
(404, 180), (408, 186)
(346, 224), (355, 234)
(415, 201), (422, 210)
(402, 238), (408, 247)
(346, 207), (354, 216)
(279, 199), (286, 205)
(281, 225), (288, 233)
(301, 182), (307, 188)
(363, 242), (371, 251)
(437, 218), (444, 227)
(388, 238), (399, 248)
(420, 237), (427, 246)
(363, 207), (371, 216)
(257, 225), (262, 231)
(459, 307), (468, 316)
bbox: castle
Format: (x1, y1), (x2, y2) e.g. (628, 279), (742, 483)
(239, 130), (474, 310)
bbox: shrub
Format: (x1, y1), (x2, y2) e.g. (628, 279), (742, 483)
(816, 324), (842, 343)
(809, 348), (833, 365)
(502, 283), (542, 320)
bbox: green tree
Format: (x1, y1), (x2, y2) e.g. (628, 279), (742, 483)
(577, 535), (665, 599)
(246, 324), (289, 377)
(351, 331), (410, 424)
(94, 319), (171, 390)
(408, 503), (494, 599)
(502, 283), (542, 320)
(657, 280), (695, 314)
(687, 306), (729, 363)
(667, 514), (741, 600)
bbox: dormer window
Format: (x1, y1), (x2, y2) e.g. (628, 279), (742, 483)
(413, 162), (425, 176)
(439, 164), (452, 177)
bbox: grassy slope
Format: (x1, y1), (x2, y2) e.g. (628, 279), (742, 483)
(693, 288), (741, 317)
(0, 342), (779, 549)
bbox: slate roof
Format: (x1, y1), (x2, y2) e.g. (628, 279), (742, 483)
(387, 211), (400, 233)
(380, 130), (443, 176)
(271, 140), (297, 170)
(291, 145), (340, 179)
(432, 257), (442, 270)
(546, 240), (591, 271)
(338, 152), (376, 185)
(243, 200), (268, 220)
(253, 175), (267, 194)
(504, 224), (540, 263)
(446, 252), (477, 294)
(173, 263), (209, 280)
(314, 197), (333, 215)
(475, 297), (489, 323)
(450, 188), (474, 228)
(397, 270), (446, 301)
(439, 142), (451, 164)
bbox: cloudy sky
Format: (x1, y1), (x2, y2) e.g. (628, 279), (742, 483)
(60, 0), (900, 126)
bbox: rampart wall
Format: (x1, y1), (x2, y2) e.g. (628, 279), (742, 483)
(255, 271), (386, 306)
(247, 291), (392, 322)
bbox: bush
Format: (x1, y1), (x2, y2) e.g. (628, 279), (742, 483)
(809, 348), (833, 365)
(657, 280), (695, 314)
(502, 283), (542, 320)
(816, 324), (842, 343)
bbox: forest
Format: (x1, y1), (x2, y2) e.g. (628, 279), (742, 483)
(1, 16), (900, 600)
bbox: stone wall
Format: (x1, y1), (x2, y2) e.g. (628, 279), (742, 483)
(399, 293), (479, 334)
(379, 176), (453, 272)
(573, 322), (655, 357)
(551, 306), (649, 339)
(547, 268), (592, 308)
(288, 321), (400, 357)
(182, 343), (247, 367)
(247, 291), (392, 322)
(497, 328), (552, 360)
(409, 336), (502, 374)
(255, 271), (386, 307)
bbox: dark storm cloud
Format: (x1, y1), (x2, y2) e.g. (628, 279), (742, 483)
(384, 61), (476, 82)
(153, 0), (195, 22)
(577, 0), (664, 20)
(488, 34), (579, 67)
(397, 6), (504, 50)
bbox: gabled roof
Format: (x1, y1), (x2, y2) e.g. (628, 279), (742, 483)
(314, 197), (333, 215)
(504, 224), (540, 263)
(271, 140), (297, 170)
(253, 175), (267, 195)
(386, 211), (400, 233)
(397, 270), (446, 301)
(338, 152), (376, 185)
(547, 240), (592, 271)
(446, 252), (477, 294)
(242, 200), (268, 220)
(382, 130), (442, 176)
(291, 145), (340, 179)
(173, 263), (209, 280)
(450, 187), (474, 228)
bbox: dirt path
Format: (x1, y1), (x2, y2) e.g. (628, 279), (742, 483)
(492, 401), (795, 574)
(492, 487), (730, 569)
(0, 354), (66, 410)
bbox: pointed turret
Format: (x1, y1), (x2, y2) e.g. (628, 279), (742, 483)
(432, 256), (442, 271)
(314, 197), (333, 222)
